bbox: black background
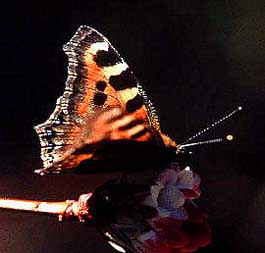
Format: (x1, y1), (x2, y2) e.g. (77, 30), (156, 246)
(0, 1), (264, 252)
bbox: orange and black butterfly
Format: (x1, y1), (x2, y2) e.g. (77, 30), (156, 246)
(34, 26), (179, 175)
(34, 25), (242, 177)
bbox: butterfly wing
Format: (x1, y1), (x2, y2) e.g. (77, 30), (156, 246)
(34, 26), (176, 174)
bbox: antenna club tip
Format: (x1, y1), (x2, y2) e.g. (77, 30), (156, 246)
(226, 134), (234, 141)
(238, 106), (243, 110)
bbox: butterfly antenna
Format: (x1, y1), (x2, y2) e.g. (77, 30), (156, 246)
(180, 106), (242, 145)
(177, 134), (234, 150)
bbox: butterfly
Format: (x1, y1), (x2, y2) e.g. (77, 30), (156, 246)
(34, 25), (179, 175)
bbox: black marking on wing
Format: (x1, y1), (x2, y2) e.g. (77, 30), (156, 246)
(94, 92), (108, 106)
(126, 94), (144, 113)
(96, 81), (107, 91)
(109, 69), (138, 91)
(94, 48), (122, 67)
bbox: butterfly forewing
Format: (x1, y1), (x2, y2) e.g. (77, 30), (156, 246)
(34, 26), (163, 172)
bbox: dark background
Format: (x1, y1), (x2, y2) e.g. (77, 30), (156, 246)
(0, 1), (264, 252)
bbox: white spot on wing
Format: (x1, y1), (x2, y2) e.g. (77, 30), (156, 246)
(119, 87), (138, 101)
(103, 62), (128, 79)
(89, 42), (109, 54)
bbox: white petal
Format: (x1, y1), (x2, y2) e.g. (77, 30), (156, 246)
(177, 169), (195, 186)
(157, 186), (185, 209)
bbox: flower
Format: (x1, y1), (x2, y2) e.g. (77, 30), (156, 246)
(90, 165), (211, 253)
(139, 165), (211, 253)
(143, 166), (201, 219)
(141, 208), (211, 253)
